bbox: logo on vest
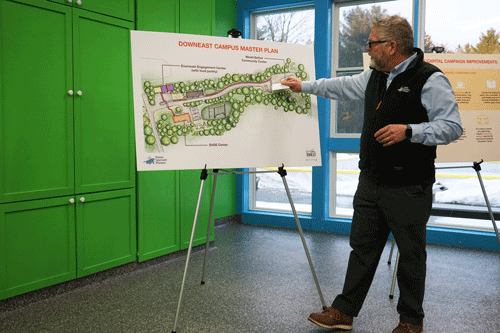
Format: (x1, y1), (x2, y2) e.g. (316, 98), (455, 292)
(397, 86), (411, 93)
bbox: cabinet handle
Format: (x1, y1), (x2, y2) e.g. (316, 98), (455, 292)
(69, 198), (75, 204)
(68, 90), (74, 96)
(80, 197), (85, 203)
(77, 0), (82, 5)
(77, 90), (82, 96)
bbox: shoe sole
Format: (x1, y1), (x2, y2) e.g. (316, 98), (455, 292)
(307, 316), (353, 330)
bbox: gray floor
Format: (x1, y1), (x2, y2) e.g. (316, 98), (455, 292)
(1, 221), (499, 333)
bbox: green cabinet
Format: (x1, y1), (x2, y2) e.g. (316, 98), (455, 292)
(0, 0), (135, 203)
(0, 197), (76, 300)
(0, 0), (136, 300)
(76, 189), (136, 277)
(73, 10), (135, 194)
(0, 0), (74, 203)
(0, 189), (136, 299)
(48, 0), (135, 21)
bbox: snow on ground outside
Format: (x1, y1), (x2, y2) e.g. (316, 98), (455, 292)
(256, 154), (500, 207)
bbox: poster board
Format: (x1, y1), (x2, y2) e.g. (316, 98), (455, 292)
(131, 31), (321, 171)
(363, 53), (500, 163)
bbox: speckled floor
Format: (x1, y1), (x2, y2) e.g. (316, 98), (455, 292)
(1, 221), (499, 333)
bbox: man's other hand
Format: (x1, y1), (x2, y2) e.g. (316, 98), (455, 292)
(374, 124), (408, 147)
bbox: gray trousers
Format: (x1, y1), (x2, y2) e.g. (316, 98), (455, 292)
(333, 172), (433, 325)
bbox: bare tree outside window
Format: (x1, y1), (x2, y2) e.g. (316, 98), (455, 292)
(336, 5), (393, 134)
(254, 8), (314, 45)
(338, 5), (389, 68)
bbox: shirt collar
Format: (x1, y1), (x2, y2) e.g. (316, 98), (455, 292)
(388, 52), (418, 81)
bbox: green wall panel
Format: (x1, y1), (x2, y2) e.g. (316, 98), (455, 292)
(137, 171), (180, 262)
(179, 169), (214, 249)
(135, 0), (238, 259)
(0, 197), (76, 300)
(214, 0), (237, 37)
(0, 0), (74, 203)
(136, 0), (178, 32)
(179, 0), (214, 35)
(213, 170), (237, 220)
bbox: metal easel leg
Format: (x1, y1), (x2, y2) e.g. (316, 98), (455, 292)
(201, 169), (218, 284)
(388, 237), (396, 265)
(473, 161), (500, 248)
(278, 165), (326, 309)
(171, 167), (208, 333)
(389, 251), (400, 299)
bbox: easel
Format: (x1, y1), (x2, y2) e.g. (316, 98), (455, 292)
(388, 160), (500, 298)
(171, 165), (326, 333)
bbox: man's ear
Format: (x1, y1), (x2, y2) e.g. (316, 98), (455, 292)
(388, 41), (397, 56)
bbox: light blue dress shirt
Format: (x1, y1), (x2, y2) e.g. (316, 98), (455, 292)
(301, 53), (463, 146)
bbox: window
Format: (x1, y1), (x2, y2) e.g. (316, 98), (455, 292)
(330, 0), (413, 217)
(333, 153), (359, 217)
(238, 0), (499, 250)
(424, 0), (500, 231)
(250, 6), (315, 214)
(332, 0), (413, 135)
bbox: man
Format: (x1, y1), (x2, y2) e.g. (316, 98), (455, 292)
(282, 16), (462, 333)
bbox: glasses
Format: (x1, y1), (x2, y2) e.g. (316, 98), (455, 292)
(367, 40), (389, 48)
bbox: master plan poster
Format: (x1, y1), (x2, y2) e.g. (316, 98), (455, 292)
(363, 53), (500, 163)
(131, 31), (321, 171)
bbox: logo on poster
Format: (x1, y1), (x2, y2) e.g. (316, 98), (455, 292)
(486, 80), (496, 89)
(306, 150), (317, 157)
(477, 115), (489, 125)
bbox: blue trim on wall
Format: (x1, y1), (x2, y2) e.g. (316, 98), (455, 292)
(242, 211), (313, 230)
(312, 0), (332, 223)
(242, 212), (500, 252)
(329, 137), (361, 152)
(413, 0), (420, 46)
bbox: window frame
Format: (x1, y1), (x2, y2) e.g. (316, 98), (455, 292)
(236, 0), (500, 251)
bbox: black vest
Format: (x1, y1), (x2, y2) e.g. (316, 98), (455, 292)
(359, 48), (440, 185)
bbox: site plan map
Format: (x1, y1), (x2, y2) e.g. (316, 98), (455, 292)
(131, 31), (321, 171)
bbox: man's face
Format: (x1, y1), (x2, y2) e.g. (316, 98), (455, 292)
(367, 29), (391, 72)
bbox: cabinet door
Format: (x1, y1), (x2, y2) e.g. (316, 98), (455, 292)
(77, 0), (135, 21)
(76, 188), (136, 277)
(137, 171), (180, 262)
(0, 0), (74, 203)
(48, 0), (135, 22)
(0, 197), (76, 300)
(73, 11), (136, 194)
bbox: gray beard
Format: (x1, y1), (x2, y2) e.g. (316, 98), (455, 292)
(370, 58), (383, 71)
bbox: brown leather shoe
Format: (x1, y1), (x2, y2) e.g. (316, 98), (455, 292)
(307, 306), (353, 330)
(392, 322), (423, 333)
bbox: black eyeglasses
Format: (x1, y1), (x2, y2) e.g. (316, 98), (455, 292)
(367, 40), (389, 48)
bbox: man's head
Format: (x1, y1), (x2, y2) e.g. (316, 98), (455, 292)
(367, 15), (415, 72)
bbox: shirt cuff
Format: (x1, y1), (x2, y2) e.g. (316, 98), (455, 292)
(301, 81), (312, 94)
(409, 123), (423, 143)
